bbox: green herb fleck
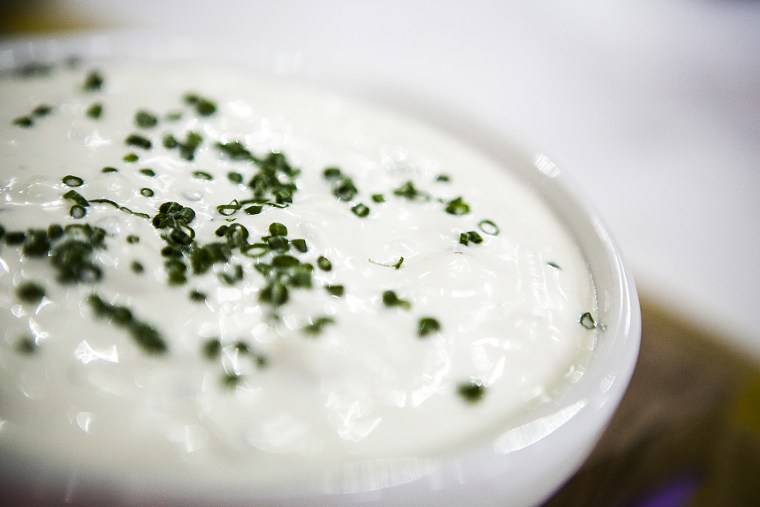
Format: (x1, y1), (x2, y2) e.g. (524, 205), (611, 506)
(193, 170), (213, 181)
(139, 168), (156, 177)
(131, 261), (144, 274)
(125, 134), (152, 150)
(16, 336), (38, 355)
(102, 166), (118, 173)
(123, 152), (139, 163)
(580, 312), (597, 330)
(478, 219), (499, 236)
(228, 172), (244, 184)
(351, 203), (370, 217)
(202, 338), (222, 359)
(87, 293), (167, 354)
(382, 290), (411, 310)
(16, 282), (45, 304)
(436, 174), (451, 183)
(393, 180), (430, 201)
(82, 70), (104, 91)
(32, 104), (53, 117)
(303, 316), (335, 336)
(86, 102), (103, 119)
(126, 235), (140, 244)
(371, 193), (385, 203)
(222, 372), (242, 388)
(135, 110), (158, 128)
(140, 187), (154, 197)
(13, 116), (33, 128)
(317, 255), (332, 271)
(418, 317), (441, 337)
(184, 93), (217, 116)
(547, 261), (561, 270)
(459, 231), (483, 246)
(458, 380), (486, 403)
(325, 284), (345, 297)
(445, 196), (470, 215)
(189, 290), (207, 302)
(62, 175), (84, 187)
(70, 205), (87, 218)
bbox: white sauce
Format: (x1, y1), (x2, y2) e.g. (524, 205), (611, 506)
(0, 62), (597, 491)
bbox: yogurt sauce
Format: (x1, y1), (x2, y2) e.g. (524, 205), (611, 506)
(0, 61), (597, 490)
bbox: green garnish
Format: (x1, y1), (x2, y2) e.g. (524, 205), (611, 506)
(21, 229), (51, 257)
(435, 174), (451, 183)
(32, 104), (53, 117)
(269, 222), (288, 237)
(131, 261), (144, 274)
(193, 170), (213, 180)
(82, 70), (104, 91)
(417, 317), (441, 337)
(444, 196), (470, 215)
(317, 255), (332, 271)
(580, 312), (597, 330)
(125, 134), (152, 150)
(291, 239), (307, 253)
(50, 224), (107, 283)
(123, 152), (139, 162)
(202, 338), (222, 359)
(477, 219), (499, 235)
(13, 116), (33, 128)
(547, 261), (561, 270)
(126, 235), (140, 244)
(62, 175), (84, 187)
(139, 168), (156, 177)
(87, 293), (167, 354)
(382, 290), (411, 310)
(102, 166), (118, 173)
(228, 172), (244, 184)
(135, 110), (158, 128)
(393, 180), (430, 201)
(163, 131), (203, 161)
(189, 290), (207, 302)
(70, 205), (87, 218)
(371, 193), (385, 203)
(303, 316), (335, 336)
(323, 167), (358, 201)
(16, 336), (38, 355)
(369, 257), (404, 270)
(459, 231), (483, 246)
(351, 203), (370, 217)
(5, 231), (26, 245)
(325, 284), (345, 297)
(86, 102), (103, 119)
(140, 187), (154, 197)
(222, 372), (242, 388)
(457, 380), (486, 403)
(16, 282), (46, 304)
(184, 93), (217, 116)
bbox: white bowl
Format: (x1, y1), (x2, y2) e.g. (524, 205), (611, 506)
(0, 32), (640, 506)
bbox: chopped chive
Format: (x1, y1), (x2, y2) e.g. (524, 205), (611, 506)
(32, 104), (53, 117)
(139, 168), (156, 177)
(459, 231), (483, 246)
(135, 110), (158, 128)
(351, 203), (370, 218)
(317, 255), (332, 271)
(82, 70), (104, 91)
(131, 261), (144, 274)
(125, 134), (152, 150)
(457, 381), (486, 403)
(126, 235), (140, 244)
(325, 284), (345, 297)
(202, 338), (222, 359)
(291, 239), (307, 253)
(478, 219), (499, 235)
(371, 193), (385, 203)
(418, 317), (441, 337)
(445, 196), (470, 215)
(436, 174), (451, 183)
(303, 316), (335, 336)
(102, 166), (118, 173)
(70, 205), (87, 218)
(547, 261), (561, 270)
(16, 336), (38, 354)
(87, 294), (167, 354)
(193, 170), (213, 180)
(6, 231), (26, 245)
(222, 372), (242, 388)
(393, 180), (430, 201)
(268, 222), (288, 237)
(47, 224), (64, 240)
(580, 312), (597, 330)
(228, 172), (244, 184)
(244, 205), (262, 215)
(86, 102), (103, 119)
(13, 116), (33, 128)
(16, 282), (45, 304)
(62, 175), (84, 187)
(189, 290), (207, 302)
(140, 187), (154, 197)
(382, 290), (411, 310)
(123, 152), (139, 163)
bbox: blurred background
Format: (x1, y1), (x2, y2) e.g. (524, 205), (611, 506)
(1, 1), (758, 505)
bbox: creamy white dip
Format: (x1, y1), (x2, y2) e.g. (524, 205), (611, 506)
(0, 61), (597, 491)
